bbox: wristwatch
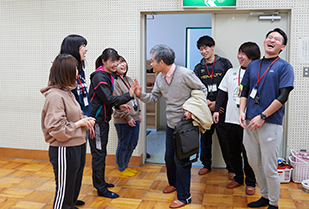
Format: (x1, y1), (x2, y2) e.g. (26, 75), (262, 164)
(260, 113), (267, 120)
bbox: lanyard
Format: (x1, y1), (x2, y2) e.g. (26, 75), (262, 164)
(77, 75), (86, 95)
(237, 67), (243, 97)
(256, 57), (279, 87)
(205, 58), (215, 83)
(238, 67), (241, 87)
(120, 76), (131, 90)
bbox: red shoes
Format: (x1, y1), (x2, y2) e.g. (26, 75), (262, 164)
(163, 185), (176, 193)
(246, 186), (256, 195)
(169, 200), (185, 208)
(198, 168), (210, 175)
(226, 181), (242, 189)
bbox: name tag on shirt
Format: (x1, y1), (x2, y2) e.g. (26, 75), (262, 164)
(250, 87), (257, 99)
(83, 96), (89, 107)
(208, 84), (217, 92)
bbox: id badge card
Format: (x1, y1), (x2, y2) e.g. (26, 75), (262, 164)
(208, 84), (217, 92)
(235, 97), (240, 106)
(83, 96), (89, 107)
(250, 87), (257, 99)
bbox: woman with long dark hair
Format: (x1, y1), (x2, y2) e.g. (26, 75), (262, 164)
(60, 35), (91, 119)
(60, 34), (94, 206)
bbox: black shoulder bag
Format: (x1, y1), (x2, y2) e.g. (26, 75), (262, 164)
(173, 118), (200, 166)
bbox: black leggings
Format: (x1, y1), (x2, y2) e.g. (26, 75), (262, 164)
(225, 123), (256, 186)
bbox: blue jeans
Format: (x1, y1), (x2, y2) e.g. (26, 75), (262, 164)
(115, 121), (140, 171)
(165, 125), (191, 203)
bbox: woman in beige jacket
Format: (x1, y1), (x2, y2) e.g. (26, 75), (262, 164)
(113, 56), (141, 177)
(41, 54), (95, 209)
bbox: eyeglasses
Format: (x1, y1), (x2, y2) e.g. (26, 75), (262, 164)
(267, 35), (282, 42)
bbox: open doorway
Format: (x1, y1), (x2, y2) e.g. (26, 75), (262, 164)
(143, 11), (290, 165)
(145, 13), (212, 165)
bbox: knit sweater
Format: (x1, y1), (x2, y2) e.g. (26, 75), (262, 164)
(113, 76), (141, 124)
(41, 86), (86, 147)
(139, 65), (207, 129)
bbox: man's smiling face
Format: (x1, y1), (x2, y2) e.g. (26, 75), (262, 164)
(264, 31), (285, 57)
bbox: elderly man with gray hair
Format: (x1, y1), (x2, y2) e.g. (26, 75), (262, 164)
(135, 44), (207, 208)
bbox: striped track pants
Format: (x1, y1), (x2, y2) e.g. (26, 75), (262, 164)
(49, 144), (86, 209)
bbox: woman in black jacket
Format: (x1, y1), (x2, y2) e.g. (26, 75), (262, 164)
(88, 48), (136, 198)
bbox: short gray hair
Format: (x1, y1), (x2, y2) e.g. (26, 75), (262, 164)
(150, 44), (175, 65)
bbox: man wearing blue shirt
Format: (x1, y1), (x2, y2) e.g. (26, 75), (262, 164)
(239, 28), (294, 209)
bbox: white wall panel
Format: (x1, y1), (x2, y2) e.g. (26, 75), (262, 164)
(1, 0), (309, 158)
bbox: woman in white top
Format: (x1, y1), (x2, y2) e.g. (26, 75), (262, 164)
(213, 42), (261, 195)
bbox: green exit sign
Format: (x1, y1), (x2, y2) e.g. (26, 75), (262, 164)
(183, 0), (237, 7)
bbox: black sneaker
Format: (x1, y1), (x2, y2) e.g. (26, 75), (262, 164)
(248, 197), (269, 207)
(76, 200), (85, 206)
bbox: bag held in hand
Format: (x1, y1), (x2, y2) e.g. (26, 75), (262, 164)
(173, 118), (200, 164)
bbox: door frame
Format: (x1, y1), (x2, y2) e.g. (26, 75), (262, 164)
(141, 8), (292, 165)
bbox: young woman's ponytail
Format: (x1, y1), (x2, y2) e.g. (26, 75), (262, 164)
(95, 48), (120, 69)
(95, 54), (103, 69)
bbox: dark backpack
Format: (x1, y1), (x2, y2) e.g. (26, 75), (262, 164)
(173, 118), (200, 166)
